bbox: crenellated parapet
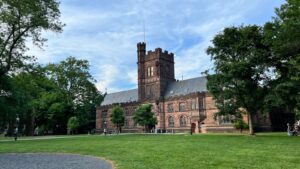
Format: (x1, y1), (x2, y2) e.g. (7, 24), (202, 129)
(145, 48), (174, 62)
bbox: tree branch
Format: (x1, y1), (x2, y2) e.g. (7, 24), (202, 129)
(0, 26), (31, 76)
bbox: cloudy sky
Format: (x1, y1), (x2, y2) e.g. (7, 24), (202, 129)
(27, 0), (285, 93)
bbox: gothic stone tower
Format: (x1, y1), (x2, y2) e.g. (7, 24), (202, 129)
(137, 42), (175, 102)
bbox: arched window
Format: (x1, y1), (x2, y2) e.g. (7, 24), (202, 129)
(180, 116), (187, 127)
(168, 116), (174, 127)
(124, 119), (129, 127)
(179, 102), (185, 112)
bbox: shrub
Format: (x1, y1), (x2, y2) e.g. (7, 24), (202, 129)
(67, 117), (80, 135)
(234, 119), (249, 133)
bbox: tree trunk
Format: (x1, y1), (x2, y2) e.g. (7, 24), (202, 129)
(30, 114), (35, 136)
(29, 108), (36, 136)
(248, 113), (255, 135)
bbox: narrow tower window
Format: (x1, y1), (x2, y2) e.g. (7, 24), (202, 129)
(150, 66), (154, 76)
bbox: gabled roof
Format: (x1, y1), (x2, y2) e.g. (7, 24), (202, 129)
(101, 76), (207, 106)
(164, 76), (207, 97)
(101, 89), (138, 106)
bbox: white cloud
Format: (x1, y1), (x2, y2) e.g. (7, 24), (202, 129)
(94, 64), (119, 93)
(25, 0), (285, 93)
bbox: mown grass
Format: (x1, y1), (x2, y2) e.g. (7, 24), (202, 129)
(0, 133), (299, 169)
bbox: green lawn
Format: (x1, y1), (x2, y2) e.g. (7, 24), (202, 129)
(0, 133), (299, 169)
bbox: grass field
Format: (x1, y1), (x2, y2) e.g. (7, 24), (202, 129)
(0, 133), (299, 169)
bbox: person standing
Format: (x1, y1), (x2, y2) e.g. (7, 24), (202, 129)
(14, 127), (18, 141)
(104, 128), (107, 136)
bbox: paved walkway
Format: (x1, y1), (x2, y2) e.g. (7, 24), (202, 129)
(0, 153), (113, 169)
(0, 135), (92, 142)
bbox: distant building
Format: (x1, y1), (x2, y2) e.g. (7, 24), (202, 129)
(96, 42), (271, 133)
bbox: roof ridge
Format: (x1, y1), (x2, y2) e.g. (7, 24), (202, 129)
(174, 76), (206, 83)
(106, 88), (138, 95)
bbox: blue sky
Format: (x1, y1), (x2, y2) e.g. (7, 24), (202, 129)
(27, 0), (285, 93)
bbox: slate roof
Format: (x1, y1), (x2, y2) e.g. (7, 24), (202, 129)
(164, 77), (207, 97)
(101, 76), (207, 106)
(101, 89), (138, 106)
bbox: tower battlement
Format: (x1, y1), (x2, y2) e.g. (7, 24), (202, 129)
(145, 48), (174, 62)
(137, 42), (175, 101)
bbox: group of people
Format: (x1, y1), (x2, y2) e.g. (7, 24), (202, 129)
(287, 120), (300, 136)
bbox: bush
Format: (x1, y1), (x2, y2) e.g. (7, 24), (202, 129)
(67, 117), (80, 135)
(38, 125), (47, 135)
(234, 119), (249, 133)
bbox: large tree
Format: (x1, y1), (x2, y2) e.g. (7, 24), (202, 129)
(110, 105), (125, 133)
(0, 66), (61, 135)
(0, 0), (64, 77)
(206, 25), (271, 135)
(0, 57), (102, 135)
(45, 57), (103, 133)
(133, 104), (157, 133)
(264, 0), (300, 119)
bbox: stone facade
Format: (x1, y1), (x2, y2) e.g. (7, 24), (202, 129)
(96, 42), (271, 133)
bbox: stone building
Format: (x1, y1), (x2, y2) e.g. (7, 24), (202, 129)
(96, 42), (271, 133)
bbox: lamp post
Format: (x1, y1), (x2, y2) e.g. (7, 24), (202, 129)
(190, 112), (193, 135)
(15, 114), (20, 141)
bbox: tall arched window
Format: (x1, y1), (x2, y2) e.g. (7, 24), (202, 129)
(168, 116), (174, 127)
(180, 116), (187, 127)
(179, 102), (186, 112)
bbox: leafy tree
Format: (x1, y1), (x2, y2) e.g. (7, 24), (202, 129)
(45, 57), (103, 133)
(206, 25), (271, 135)
(264, 0), (300, 118)
(6, 66), (64, 135)
(0, 75), (16, 135)
(0, 0), (64, 134)
(133, 104), (157, 133)
(67, 116), (79, 135)
(110, 105), (125, 133)
(0, 0), (64, 77)
(0, 57), (102, 135)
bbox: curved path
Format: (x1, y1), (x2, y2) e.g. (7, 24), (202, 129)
(0, 153), (113, 169)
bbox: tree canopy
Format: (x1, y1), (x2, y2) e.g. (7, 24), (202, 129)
(206, 0), (300, 134)
(206, 25), (271, 135)
(133, 104), (157, 133)
(0, 0), (64, 77)
(110, 105), (125, 133)
(0, 57), (103, 135)
(263, 0), (300, 119)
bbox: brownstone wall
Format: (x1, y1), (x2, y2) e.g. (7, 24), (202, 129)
(95, 43), (272, 134)
(96, 91), (272, 133)
(96, 102), (141, 133)
(137, 43), (175, 102)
